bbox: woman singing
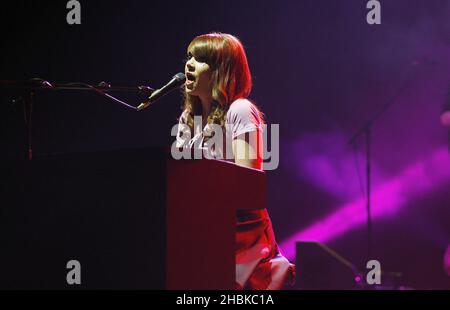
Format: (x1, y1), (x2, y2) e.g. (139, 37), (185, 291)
(175, 32), (294, 289)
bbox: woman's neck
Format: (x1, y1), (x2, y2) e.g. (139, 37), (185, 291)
(199, 96), (213, 124)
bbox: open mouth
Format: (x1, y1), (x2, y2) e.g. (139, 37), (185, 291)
(186, 72), (196, 83)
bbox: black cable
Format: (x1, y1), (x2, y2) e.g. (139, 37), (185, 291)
(64, 82), (138, 111)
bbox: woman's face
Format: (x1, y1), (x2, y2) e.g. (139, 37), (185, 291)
(184, 51), (213, 99)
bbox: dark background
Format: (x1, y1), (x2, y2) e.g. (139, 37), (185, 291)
(1, 0), (450, 289)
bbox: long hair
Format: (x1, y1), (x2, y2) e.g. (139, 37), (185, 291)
(182, 32), (253, 131)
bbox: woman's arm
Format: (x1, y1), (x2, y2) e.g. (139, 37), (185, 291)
(232, 130), (263, 170)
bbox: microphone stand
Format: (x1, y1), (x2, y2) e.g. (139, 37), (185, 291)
(348, 66), (422, 263)
(1, 78), (155, 160)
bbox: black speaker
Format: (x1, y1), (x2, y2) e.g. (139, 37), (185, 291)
(295, 241), (362, 290)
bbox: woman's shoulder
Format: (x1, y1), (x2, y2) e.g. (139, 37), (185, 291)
(227, 98), (261, 120)
(228, 98), (256, 112)
(226, 98), (263, 137)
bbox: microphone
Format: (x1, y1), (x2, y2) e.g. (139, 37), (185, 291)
(137, 72), (186, 111)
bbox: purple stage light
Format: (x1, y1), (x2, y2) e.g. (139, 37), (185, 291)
(280, 147), (450, 261)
